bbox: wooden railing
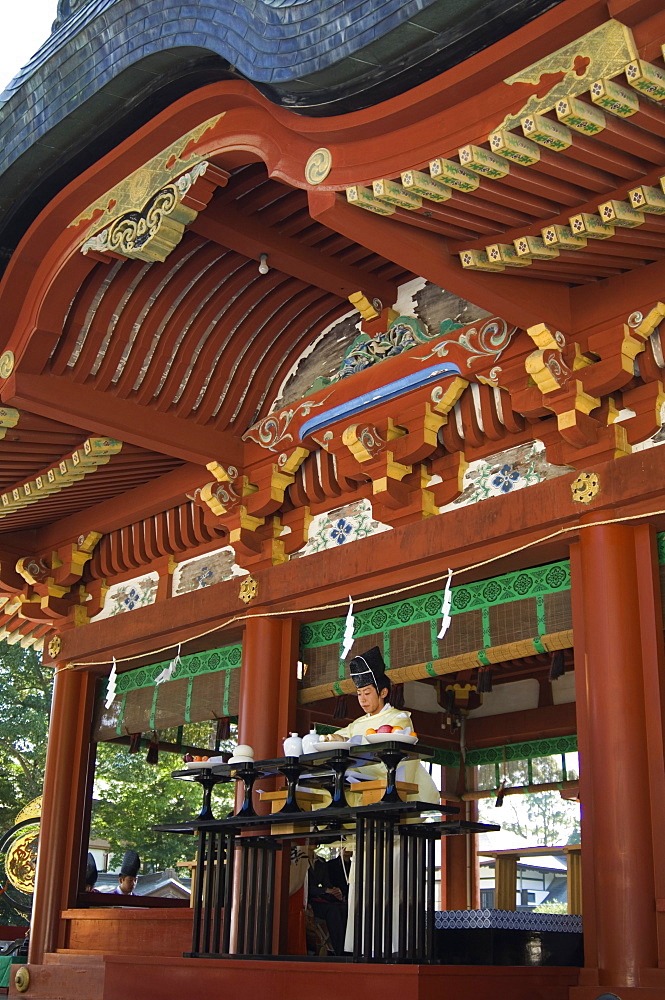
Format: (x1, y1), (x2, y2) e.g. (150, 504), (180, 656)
(478, 844), (582, 913)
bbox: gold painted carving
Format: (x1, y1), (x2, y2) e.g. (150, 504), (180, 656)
(634, 302), (665, 338)
(500, 20), (637, 130)
(81, 162), (208, 263)
(238, 575), (258, 604)
(372, 179), (421, 210)
(571, 471), (600, 503)
(48, 635), (62, 659)
(0, 407), (19, 438)
(342, 424), (385, 463)
(6, 825), (39, 894)
(346, 186), (395, 216)
(431, 377), (468, 415)
(305, 147), (332, 185)
(0, 438), (121, 521)
(348, 291), (380, 321)
(15, 796), (42, 825)
(527, 323), (562, 350)
(71, 114), (224, 232)
(0, 351), (15, 379)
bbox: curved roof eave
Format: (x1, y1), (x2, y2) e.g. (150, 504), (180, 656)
(0, 0), (565, 266)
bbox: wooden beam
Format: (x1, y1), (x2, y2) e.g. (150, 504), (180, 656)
(466, 703), (576, 748)
(189, 202), (396, 307)
(55, 443), (665, 667)
(1, 373), (242, 467)
(308, 189), (572, 331)
(34, 463), (209, 549)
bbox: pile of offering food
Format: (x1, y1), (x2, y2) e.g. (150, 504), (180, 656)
(365, 725), (417, 737)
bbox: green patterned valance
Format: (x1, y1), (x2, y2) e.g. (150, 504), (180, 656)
(113, 645), (242, 696)
(94, 644), (242, 741)
(300, 561), (570, 650)
(465, 735), (578, 767)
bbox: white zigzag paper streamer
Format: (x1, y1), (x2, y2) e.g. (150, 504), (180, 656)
(155, 643), (182, 686)
(437, 569), (453, 640)
(104, 657), (118, 709)
(341, 595), (355, 659)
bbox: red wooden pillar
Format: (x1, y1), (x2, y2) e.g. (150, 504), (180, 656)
(441, 764), (479, 910)
(29, 666), (96, 965)
(571, 523), (658, 991)
(238, 613), (298, 765)
(237, 613), (299, 954)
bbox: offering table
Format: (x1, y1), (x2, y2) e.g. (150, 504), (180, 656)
(157, 743), (498, 964)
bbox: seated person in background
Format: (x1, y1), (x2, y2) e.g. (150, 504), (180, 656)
(307, 850), (350, 956)
(85, 852), (101, 893)
(321, 646), (439, 804)
(113, 850), (140, 895)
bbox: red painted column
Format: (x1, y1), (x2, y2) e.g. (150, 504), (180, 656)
(573, 523), (658, 988)
(237, 614), (299, 954)
(238, 613), (298, 764)
(29, 666), (94, 965)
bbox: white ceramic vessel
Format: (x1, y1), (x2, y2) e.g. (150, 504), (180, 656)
(283, 732), (303, 756)
(301, 729), (320, 754)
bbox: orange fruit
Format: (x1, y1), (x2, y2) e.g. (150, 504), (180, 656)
(366, 728), (377, 735)
(392, 726), (403, 732)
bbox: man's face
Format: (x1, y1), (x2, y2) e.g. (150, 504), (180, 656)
(357, 685), (387, 716)
(118, 875), (137, 894)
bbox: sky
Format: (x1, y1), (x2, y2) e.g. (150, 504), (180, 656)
(1, 1), (59, 92)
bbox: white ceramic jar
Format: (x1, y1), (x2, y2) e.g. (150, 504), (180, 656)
(283, 732), (303, 756)
(301, 728), (319, 754)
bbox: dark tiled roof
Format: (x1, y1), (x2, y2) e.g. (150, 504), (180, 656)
(0, 0), (563, 262)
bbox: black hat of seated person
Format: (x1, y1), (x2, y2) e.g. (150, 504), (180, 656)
(86, 852), (98, 887)
(349, 646), (390, 694)
(120, 850), (140, 878)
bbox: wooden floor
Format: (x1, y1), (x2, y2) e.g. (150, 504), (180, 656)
(11, 953), (581, 1000)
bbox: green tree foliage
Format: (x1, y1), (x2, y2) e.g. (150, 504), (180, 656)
(0, 643), (52, 925)
(91, 728), (235, 873)
(478, 755), (580, 846)
(0, 644), (51, 833)
(534, 901), (567, 913)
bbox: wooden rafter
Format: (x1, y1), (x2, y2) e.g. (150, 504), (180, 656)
(1, 373), (242, 467)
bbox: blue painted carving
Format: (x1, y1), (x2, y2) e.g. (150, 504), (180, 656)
(298, 361), (461, 440)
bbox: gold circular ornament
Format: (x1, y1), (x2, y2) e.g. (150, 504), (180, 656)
(0, 351), (15, 379)
(6, 824), (39, 895)
(239, 575), (258, 604)
(14, 967), (30, 993)
(571, 471), (600, 504)
(305, 148), (332, 186)
(48, 635), (62, 659)
(15, 796), (42, 825)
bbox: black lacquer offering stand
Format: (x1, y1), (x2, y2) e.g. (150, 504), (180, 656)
(348, 741), (432, 804)
(170, 767), (235, 821)
(298, 746), (352, 809)
(162, 747), (499, 963)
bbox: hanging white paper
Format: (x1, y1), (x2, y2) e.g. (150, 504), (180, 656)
(155, 643), (182, 686)
(104, 657), (118, 709)
(341, 595), (355, 659)
(437, 569), (453, 640)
